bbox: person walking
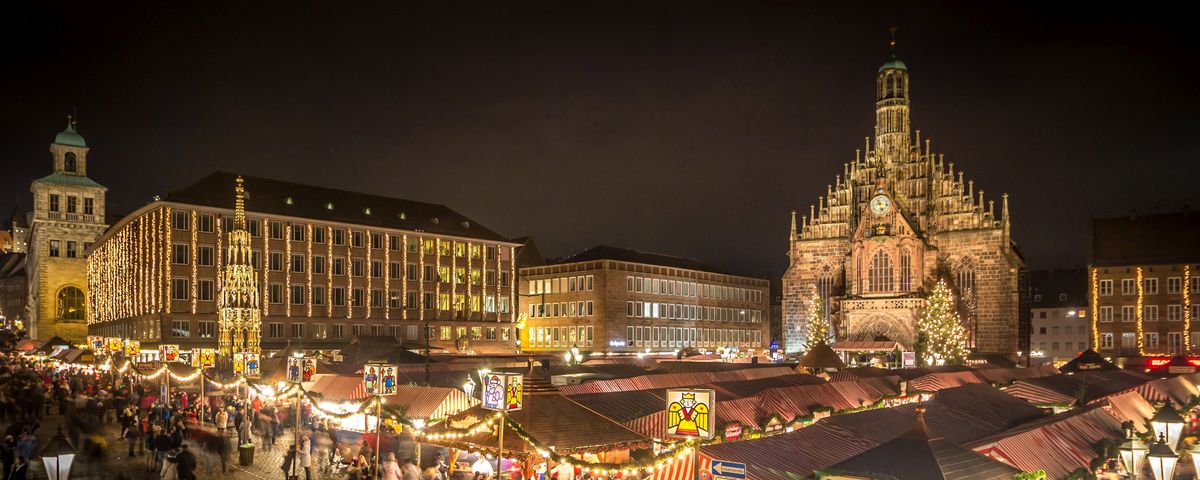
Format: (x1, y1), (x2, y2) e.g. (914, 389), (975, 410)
(215, 408), (228, 438)
(380, 452), (402, 480)
(298, 435), (313, 480)
(176, 444), (197, 480)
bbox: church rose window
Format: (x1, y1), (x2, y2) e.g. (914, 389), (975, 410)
(58, 286), (85, 320)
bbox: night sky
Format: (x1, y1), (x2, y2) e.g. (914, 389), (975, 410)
(3, 2), (1198, 281)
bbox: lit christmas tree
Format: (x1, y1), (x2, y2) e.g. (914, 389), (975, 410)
(918, 280), (969, 365)
(805, 289), (832, 349)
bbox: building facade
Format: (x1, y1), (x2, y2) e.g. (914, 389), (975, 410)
(1028, 269), (1089, 364)
(1089, 212), (1200, 357)
(25, 119), (109, 340)
(782, 51), (1025, 356)
(519, 246), (768, 353)
(87, 171), (521, 354)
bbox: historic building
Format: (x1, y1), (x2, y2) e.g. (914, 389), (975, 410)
(1028, 269), (1089, 365)
(87, 171), (521, 354)
(24, 118), (109, 340)
(782, 49), (1025, 357)
(1089, 211), (1200, 357)
(519, 246), (768, 353)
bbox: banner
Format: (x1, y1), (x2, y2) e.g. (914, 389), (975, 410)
(665, 388), (715, 439)
(124, 339), (140, 357)
(88, 336), (104, 351)
(159, 344), (180, 362)
(234, 352), (261, 378)
(287, 357), (316, 383)
(190, 348), (217, 368)
(106, 337), (123, 353)
(363, 363), (398, 396)
(481, 372), (523, 412)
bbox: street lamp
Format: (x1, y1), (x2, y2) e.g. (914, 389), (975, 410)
(1151, 405), (1186, 448)
(463, 377), (476, 398)
(1117, 427), (1148, 478)
(39, 426), (75, 480)
(1146, 434), (1178, 480)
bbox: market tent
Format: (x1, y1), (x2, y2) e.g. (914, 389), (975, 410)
(820, 408), (1022, 480)
(1092, 391), (1155, 434)
(433, 393), (649, 454)
(14, 339), (43, 352)
(798, 343), (844, 371)
(907, 371), (986, 393)
(383, 385), (478, 420)
(1058, 348), (1119, 373)
(1003, 369), (1152, 406)
(968, 404), (1124, 479)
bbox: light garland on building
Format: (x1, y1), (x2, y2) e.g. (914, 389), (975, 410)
(165, 207), (172, 314)
(347, 241), (353, 319)
(286, 223), (292, 317)
(402, 234), (408, 321)
(306, 224), (313, 318)
(191, 210), (199, 314)
(327, 226), (333, 317)
(1090, 268), (1099, 349)
(1185, 265), (1192, 353)
(1136, 267), (1144, 354)
(384, 233), (391, 320)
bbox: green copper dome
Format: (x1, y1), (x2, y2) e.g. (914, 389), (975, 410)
(54, 120), (86, 147)
(879, 57), (907, 72)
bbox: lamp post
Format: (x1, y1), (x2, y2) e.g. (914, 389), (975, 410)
(39, 426), (75, 480)
(1146, 434), (1178, 480)
(1151, 405), (1186, 448)
(1118, 427), (1148, 478)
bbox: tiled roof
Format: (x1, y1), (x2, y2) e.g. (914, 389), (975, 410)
(1090, 211), (1200, 266)
(549, 245), (741, 277)
(555, 366), (796, 395)
(1005, 370), (1151, 405)
(1029, 268), (1088, 308)
(163, 171), (513, 243)
(967, 405), (1124, 479)
(34, 172), (104, 189)
(438, 394), (648, 452)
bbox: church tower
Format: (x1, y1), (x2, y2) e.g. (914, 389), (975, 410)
(27, 116), (108, 340)
(219, 176), (261, 356)
(873, 37), (911, 168)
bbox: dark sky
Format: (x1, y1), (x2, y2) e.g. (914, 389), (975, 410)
(3, 1), (1198, 281)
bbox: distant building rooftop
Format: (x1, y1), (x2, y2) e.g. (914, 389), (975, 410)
(1029, 268), (1087, 308)
(548, 245), (750, 278)
(1090, 211), (1200, 267)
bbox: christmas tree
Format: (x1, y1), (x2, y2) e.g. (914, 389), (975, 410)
(806, 289), (832, 349)
(918, 280), (970, 365)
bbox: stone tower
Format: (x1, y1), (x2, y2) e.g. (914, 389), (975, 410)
(27, 116), (108, 340)
(782, 45), (1025, 359)
(218, 176), (261, 356)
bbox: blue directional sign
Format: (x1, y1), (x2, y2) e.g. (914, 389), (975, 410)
(711, 460), (747, 480)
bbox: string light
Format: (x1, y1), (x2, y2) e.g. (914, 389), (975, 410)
(1090, 268), (1099, 349)
(191, 210), (198, 314)
(286, 223), (293, 317)
(306, 224), (313, 318)
(1184, 265), (1192, 353)
(384, 232), (390, 320)
(1137, 267), (1144, 355)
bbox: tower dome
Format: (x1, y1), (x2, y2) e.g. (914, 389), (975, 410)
(53, 116), (87, 147)
(879, 57), (907, 72)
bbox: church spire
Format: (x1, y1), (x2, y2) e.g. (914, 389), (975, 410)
(234, 175), (246, 230)
(875, 28), (910, 169)
(789, 209), (798, 241)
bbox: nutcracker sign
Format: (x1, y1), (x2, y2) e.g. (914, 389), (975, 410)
(106, 337), (123, 353)
(364, 363), (398, 396)
(665, 389), (715, 439)
(287, 357), (316, 383)
(159, 344), (180, 362)
(124, 339), (140, 357)
(88, 336), (104, 351)
(481, 373), (523, 412)
(233, 353), (246, 374)
(244, 353), (261, 378)
(199, 349), (217, 367)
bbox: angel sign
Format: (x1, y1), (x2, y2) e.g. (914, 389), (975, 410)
(666, 389), (714, 439)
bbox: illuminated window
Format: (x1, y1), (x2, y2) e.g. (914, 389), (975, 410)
(57, 286), (85, 320)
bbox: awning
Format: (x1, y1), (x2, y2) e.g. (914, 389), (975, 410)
(14, 339), (43, 352)
(831, 340), (907, 352)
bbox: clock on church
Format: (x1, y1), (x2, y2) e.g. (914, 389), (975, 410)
(870, 195), (891, 215)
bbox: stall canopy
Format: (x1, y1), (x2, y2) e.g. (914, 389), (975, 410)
(434, 394), (649, 453)
(307, 374), (478, 421)
(967, 404), (1125, 479)
(14, 339), (43, 352)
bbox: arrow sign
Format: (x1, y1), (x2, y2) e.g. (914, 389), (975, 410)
(711, 460), (747, 480)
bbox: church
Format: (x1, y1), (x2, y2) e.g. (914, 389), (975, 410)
(782, 48), (1026, 359)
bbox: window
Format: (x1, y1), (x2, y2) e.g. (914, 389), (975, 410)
(1145, 305), (1159, 322)
(1193, 276), (1200, 294)
(63, 152), (76, 172)
(66, 196), (77, 214)
(172, 320), (191, 337)
(332, 258), (345, 276)
(312, 323), (327, 339)
(197, 321), (216, 338)
(198, 279), (214, 301)
(352, 288), (365, 307)
(389, 262), (401, 279)
(899, 249), (912, 291)
(1144, 278), (1158, 295)
(173, 211), (190, 230)
(291, 323), (305, 339)
(198, 246), (214, 267)
(313, 227), (326, 244)
(248, 219), (261, 237)
(372, 260), (383, 278)
(587, 275), (594, 290)
(1121, 279), (1136, 295)
(1122, 305), (1136, 322)
(291, 225), (305, 242)
(48, 194), (60, 213)
(389, 235), (401, 251)
(332, 324), (345, 339)
(352, 259), (364, 277)
(48, 240), (60, 257)
(292, 254), (306, 273)
(269, 284), (284, 304)
(268, 323), (285, 339)
(1099, 306), (1113, 322)
(1145, 332), (1159, 348)
(66, 241), (77, 258)
(57, 286), (85, 320)
(312, 256), (325, 274)
(407, 291), (419, 309)
(371, 290), (383, 308)
(1038, 311), (1047, 319)
(501, 272), (510, 287)
(352, 231), (364, 248)
(424, 292), (435, 310)
(370, 233), (382, 249)
(269, 252), (284, 271)
(1058, 293), (1067, 302)
(1167, 277), (1182, 294)
(269, 221), (284, 240)
(389, 291), (402, 309)
(291, 285), (305, 305)
(486, 245), (497, 259)
(868, 250), (892, 292)
(312, 286), (325, 306)
(332, 287), (346, 306)
(332, 228), (346, 245)
(1168, 304), (1182, 322)
(1122, 332), (1136, 349)
(172, 244), (188, 264)
(172, 278), (189, 300)
(84, 198), (94, 216)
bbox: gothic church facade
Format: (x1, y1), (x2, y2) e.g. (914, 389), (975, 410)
(782, 52), (1025, 358)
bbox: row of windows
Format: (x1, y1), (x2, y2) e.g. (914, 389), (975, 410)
(1035, 325), (1089, 336)
(173, 320), (511, 342)
(1098, 277), (1200, 296)
(47, 239), (88, 258)
(168, 245), (510, 285)
(168, 278), (511, 313)
(529, 326), (594, 348)
(624, 326), (761, 349)
(170, 212), (502, 260)
(625, 301), (763, 323)
(1096, 305), (1200, 322)
(1036, 341), (1083, 353)
(1098, 331), (1195, 353)
(527, 301), (595, 318)
(528, 275), (595, 294)
(47, 194), (95, 216)
(624, 276), (762, 303)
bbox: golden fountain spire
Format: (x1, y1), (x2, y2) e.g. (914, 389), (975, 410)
(234, 175), (246, 230)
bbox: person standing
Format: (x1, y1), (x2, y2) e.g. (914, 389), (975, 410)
(176, 444), (197, 480)
(215, 408), (228, 437)
(298, 435), (313, 480)
(8, 456), (27, 480)
(380, 452), (402, 480)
